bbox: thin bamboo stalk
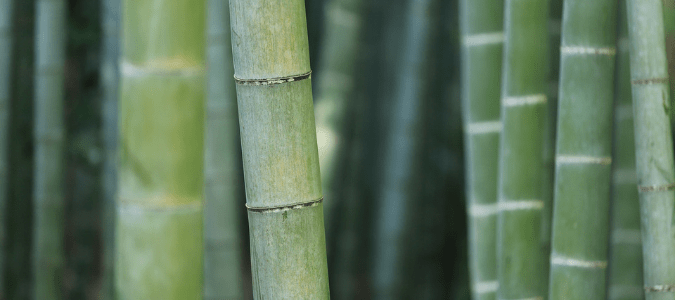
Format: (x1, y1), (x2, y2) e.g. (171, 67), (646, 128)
(497, 0), (549, 298)
(607, 2), (644, 299)
(626, 0), (675, 298)
(548, 0), (618, 298)
(204, 0), (243, 298)
(459, 0), (503, 297)
(31, 0), (66, 298)
(228, 0), (330, 298)
(116, 0), (206, 298)
(0, 0), (13, 296)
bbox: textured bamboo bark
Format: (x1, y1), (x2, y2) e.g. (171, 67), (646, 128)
(548, 0), (617, 298)
(0, 0), (13, 296)
(228, 1), (330, 298)
(497, 0), (549, 298)
(314, 0), (364, 253)
(626, 0), (675, 299)
(31, 0), (66, 298)
(372, 0), (433, 298)
(459, 0), (503, 298)
(116, 0), (206, 298)
(99, 0), (119, 298)
(607, 2), (644, 299)
(204, 0), (243, 298)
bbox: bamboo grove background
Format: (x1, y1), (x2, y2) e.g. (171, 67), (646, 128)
(0, 0), (673, 299)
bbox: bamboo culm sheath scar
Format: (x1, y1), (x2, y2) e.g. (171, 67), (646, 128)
(228, 0), (330, 298)
(116, 0), (206, 298)
(626, 0), (675, 299)
(459, 0), (503, 298)
(497, 0), (549, 298)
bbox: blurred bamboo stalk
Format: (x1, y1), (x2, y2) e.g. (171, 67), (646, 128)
(228, 0), (330, 298)
(116, 0), (206, 298)
(0, 0), (13, 296)
(626, 0), (675, 299)
(548, 0), (617, 298)
(459, 0), (503, 297)
(31, 0), (66, 298)
(607, 1), (644, 299)
(204, 0), (243, 298)
(496, 0), (549, 298)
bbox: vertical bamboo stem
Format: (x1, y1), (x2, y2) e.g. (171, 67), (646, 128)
(0, 0), (13, 296)
(204, 0), (243, 298)
(626, 0), (675, 298)
(116, 0), (206, 298)
(228, 0), (330, 298)
(497, 0), (549, 298)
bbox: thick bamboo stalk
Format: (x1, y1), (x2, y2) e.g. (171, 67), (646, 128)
(459, 0), (503, 298)
(116, 0), (206, 298)
(228, 1), (330, 298)
(204, 0), (243, 298)
(372, 0), (433, 298)
(607, 2), (644, 299)
(99, 0), (119, 298)
(548, 0), (618, 298)
(31, 0), (66, 298)
(0, 0), (13, 296)
(626, 0), (675, 299)
(497, 0), (549, 298)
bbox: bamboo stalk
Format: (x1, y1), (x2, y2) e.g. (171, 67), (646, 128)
(459, 0), (503, 298)
(31, 0), (66, 298)
(607, 2), (644, 299)
(0, 0), (13, 296)
(626, 0), (675, 298)
(204, 0), (243, 298)
(116, 0), (206, 298)
(548, 0), (618, 298)
(497, 0), (549, 298)
(228, 1), (330, 298)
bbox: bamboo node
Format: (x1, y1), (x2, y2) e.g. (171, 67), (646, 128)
(234, 71), (312, 86)
(645, 285), (675, 292)
(556, 155), (612, 165)
(502, 94), (547, 107)
(465, 121), (502, 135)
(468, 203), (498, 217)
(550, 255), (608, 269)
(561, 46), (616, 56)
(637, 183), (675, 192)
(462, 32), (504, 47)
(246, 197), (323, 213)
(472, 280), (498, 294)
(498, 200), (544, 212)
(631, 77), (669, 85)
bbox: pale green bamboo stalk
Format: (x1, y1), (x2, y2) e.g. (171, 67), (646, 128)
(116, 0), (206, 298)
(314, 0), (364, 252)
(548, 0), (618, 298)
(99, 0), (119, 298)
(0, 0), (13, 296)
(31, 0), (66, 298)
(626, 0), (675, 298)
(459, 0), (503, 298)
(228, 1), (330, 298)
(607, 2), (644, 299)
(497, 0), (549, 298)
(204, 0), (243, 298)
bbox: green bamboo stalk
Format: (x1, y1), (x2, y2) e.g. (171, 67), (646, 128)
(459, 0), (503, 298)
(116, 0), (206, 298)
(204, 0), (243, 298)
(607, 1), (644, 299)
(31, 0), (66, 298)
(99, 0), (119, 298)
(314, 0), (364, 253)
(0, 0), (13, 296)
(548, 0), (618, 298)
(626, 0), (675, 298)
(497, 0), (549, 298)
(228, 1), (330, 298)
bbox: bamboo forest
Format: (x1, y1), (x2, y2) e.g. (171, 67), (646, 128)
(2, 0), (675, 299)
